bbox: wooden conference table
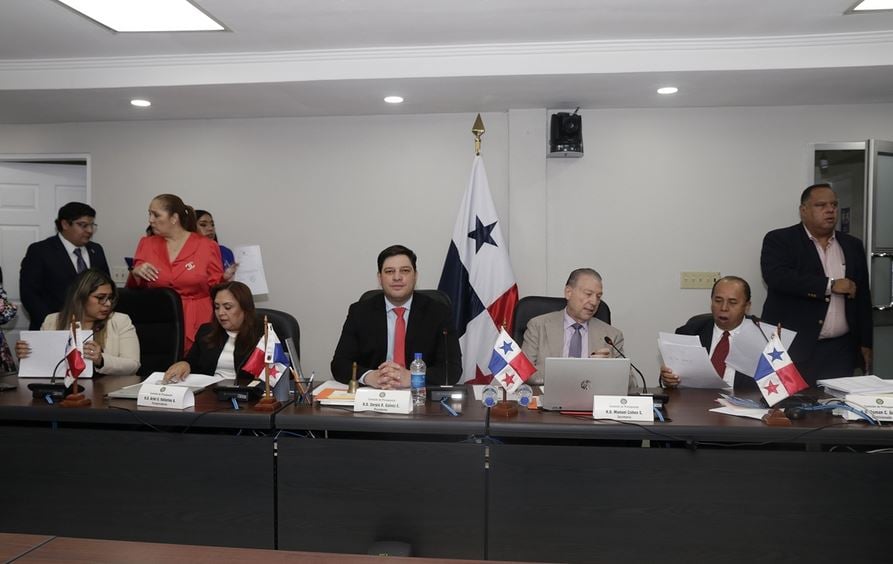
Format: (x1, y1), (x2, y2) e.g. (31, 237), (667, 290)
(2, 374), (891, 563)
(0, 532), (495, 563)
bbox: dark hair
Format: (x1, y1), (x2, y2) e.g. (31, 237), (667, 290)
(377, 245), (417, 272)
(711, 276), (751, 302)
(202, 281), (259, 354)
(55, 269), (117, 349)
(55, 202), (96, 231)
(565, 268), (602, 287)
(195, 209), (219, 242)
(800, 183), (834, 205)
(152, 194), (197, 232)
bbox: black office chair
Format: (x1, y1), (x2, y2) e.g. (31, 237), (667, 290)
(256, 308), (300, 361)
(358, 289), (451, 308)
(115, 287), (184, 378)
(511, 296), (612, 344)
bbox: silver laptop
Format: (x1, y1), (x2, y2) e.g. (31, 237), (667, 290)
(540, 357), (631, 411)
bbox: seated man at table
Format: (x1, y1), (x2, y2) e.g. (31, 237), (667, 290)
(659, 275), (758, 391)
(521, 268), (628, 387)
(331, 244), (461, 388)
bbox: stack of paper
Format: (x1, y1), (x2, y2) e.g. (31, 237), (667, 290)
(817, 375), (893, 398)
(313, 380), (355, 406)
(657, 333), (727, 388)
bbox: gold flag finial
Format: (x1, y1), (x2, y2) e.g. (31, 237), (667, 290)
(472, 114), (485, 155)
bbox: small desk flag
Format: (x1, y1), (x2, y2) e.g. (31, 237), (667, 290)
(488, 328), (535, 393)
(753, 333), (808, 406)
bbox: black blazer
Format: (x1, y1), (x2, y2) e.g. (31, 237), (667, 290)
(760, 223), (872, 366)
(674, 313), (758, 392)
(331, 292), (461, 385)
(186, 323), (262, 380)
(19, 236), (110, 330)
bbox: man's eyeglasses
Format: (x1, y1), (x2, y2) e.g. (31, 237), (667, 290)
(74, 221), (98, 231)
(91, 294), (116, 305)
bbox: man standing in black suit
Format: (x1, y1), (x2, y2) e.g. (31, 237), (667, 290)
(331, 244), (461, 388)
(19, 202), (110, 330)
(660, 276), (758, 391)
(760, 183), (872, 385)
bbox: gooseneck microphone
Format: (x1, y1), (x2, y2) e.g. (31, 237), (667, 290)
(603, 336), (648, 394)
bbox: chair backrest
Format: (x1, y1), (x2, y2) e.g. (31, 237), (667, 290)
(115, 287), (184, 378)
(511, 295), (612, 344)
(358, 289), (451, 308)
(255, 308), (300, 360)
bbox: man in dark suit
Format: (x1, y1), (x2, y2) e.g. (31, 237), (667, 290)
(761, 183), (872, 385)
(331, 244), (461, 388)
(660, 276), (758, 391)
(19, 202), (110, 330)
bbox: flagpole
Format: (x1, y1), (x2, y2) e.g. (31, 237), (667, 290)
(252, 315), (281, 411)
(472, 114), (485, 156)
(263, 316), (271, 399)
(60, 314), (91, 407)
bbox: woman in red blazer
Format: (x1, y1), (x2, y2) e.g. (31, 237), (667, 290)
(127, 194), (223, 354)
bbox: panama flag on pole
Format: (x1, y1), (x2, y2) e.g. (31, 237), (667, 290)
(63, 324), (86, 388)
(439, 154), (519, 384)
(488, 328), (535, 393)
(753, 333), (808, 406)
(242, 323), (290, 386)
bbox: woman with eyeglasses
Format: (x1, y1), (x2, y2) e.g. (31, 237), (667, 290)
(15, 269), (140, 376)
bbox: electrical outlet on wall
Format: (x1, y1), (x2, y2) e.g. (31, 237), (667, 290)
(680, 271), (720, 289)
(111, 266), (129, 286)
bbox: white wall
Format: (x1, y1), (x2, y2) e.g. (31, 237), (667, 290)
(1, 104), (892, 382)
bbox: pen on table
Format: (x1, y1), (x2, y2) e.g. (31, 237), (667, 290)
(307, 372), (315, 401)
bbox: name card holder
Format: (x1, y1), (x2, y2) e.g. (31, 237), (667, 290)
(354, 388), (412, 414)
(137, 384), (195, 410)
(593, 395), (654, 422)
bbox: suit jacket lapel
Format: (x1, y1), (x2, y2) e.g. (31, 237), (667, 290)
(546, 312), (565, 357)
(51, 236), (78, 276)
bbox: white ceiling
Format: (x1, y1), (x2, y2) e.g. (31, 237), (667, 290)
(1, 0), (893, 123)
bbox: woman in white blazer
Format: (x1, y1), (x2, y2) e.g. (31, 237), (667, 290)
(16, 269), (140, 376)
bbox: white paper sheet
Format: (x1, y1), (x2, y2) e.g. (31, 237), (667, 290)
(142, 372), (224, 388)
(657, 333), (728, 389)
(725, 321), (796, 377)
(17, 330), (94, 379)
(817, 375), (893, 395)
(233, 244), (269, 295)
(709, 406), (769, 420)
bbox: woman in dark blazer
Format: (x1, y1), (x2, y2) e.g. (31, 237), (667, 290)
(163, 281), (261, 383)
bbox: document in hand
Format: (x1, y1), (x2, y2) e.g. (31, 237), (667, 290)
(657, 333), (727, 388)
(233, 244), (269, 295)
(17, 330), (94, 379)
(725, 321), (796, 378)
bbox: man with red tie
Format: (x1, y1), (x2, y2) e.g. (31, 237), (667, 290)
(331, 245), (461, 388)
(659, 276), (758, 391)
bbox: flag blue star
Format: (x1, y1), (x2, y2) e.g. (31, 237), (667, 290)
(500, 341), (514, 354)
(768, 348), (784, 362)
(468, 216), (497, 253)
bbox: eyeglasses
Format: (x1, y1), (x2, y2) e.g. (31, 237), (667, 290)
(74, 221), (98, 231)
(91, 293), (116, 305)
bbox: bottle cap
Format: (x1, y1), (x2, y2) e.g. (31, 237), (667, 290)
(414, 352), (423, 359)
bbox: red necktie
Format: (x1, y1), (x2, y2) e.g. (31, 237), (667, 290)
(393, 307), (406, 367)
(711, 331), (730, 376)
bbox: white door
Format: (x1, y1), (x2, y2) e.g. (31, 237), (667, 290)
(0, 161), (87, 335)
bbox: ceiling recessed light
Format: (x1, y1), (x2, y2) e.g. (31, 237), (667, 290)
(130, 99), (151, 107)
(849, 0), (893, 12)
(657, 86), (679, 95)
(56, 0), (225, 32)
(384, 96), (404, 104)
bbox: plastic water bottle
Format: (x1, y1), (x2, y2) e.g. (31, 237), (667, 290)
(410, 353), (426, 406)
